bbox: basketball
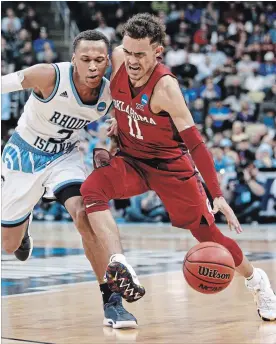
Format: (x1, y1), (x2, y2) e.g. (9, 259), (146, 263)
(183, 242), (235, 294)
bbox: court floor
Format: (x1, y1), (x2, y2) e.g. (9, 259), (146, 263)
(2, 222), (276, 344)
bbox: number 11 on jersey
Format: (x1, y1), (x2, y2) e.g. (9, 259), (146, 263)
(127, 115), (143, 140)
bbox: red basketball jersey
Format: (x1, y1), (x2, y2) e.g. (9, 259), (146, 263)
(110, 63), (188, 160)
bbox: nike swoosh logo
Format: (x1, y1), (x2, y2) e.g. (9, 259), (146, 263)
(118, 89), (126, 94)
(86, 202), (97, 208)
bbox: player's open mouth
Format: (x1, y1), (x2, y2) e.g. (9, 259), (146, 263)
(87, 75), (98, 79)
(129, 66), (140, 71)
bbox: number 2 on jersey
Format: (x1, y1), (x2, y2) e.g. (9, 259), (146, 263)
(127, 116), (143, 140)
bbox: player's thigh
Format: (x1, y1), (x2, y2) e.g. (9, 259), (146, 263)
(1, 166), (44, 248)
(152, 174), (214, 230)
(2, 137), (54, 226)
(1, 165), (44, 228)
(43, 149), (87, 201)
(43, 150), (93, 225)
(82, 156), (149, 200)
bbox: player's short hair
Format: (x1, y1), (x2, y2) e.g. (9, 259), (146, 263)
(73, 30), (110, 52)
(122, 13), (166, 46)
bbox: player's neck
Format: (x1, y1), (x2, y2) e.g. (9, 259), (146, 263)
(129, 61), (158, 88)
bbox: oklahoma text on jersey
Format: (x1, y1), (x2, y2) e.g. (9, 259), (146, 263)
(113, 99), (157, 126)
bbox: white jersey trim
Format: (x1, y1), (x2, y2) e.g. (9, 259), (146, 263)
(105, 102), (114, 116)
(32, 64), (60, 103)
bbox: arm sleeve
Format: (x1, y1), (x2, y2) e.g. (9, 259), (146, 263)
(180, 126), (223, 199)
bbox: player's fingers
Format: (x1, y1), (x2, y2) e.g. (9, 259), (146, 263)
(229, 211), (242, 233)
(227, 221), (233, 231)
(108, 129), (117, 137)
(106, 128), (113, 136)
(230, 214), (242, 234)
(107, 126), (118, 136)
(235, 221), (243, 234)
(106, 121), (118, 137)
(223, 209), (235, 231)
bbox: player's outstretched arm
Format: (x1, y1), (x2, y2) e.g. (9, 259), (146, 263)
(153, 76), (242, 233)
(1, 64), (56, 96)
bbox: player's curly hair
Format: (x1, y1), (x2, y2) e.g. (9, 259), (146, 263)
(122, 13), (166, 45)
(73, 30), (110, 52)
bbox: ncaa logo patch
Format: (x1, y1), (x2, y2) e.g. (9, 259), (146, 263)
(141, 94), (148, 106)
(97, 102), (106, 112)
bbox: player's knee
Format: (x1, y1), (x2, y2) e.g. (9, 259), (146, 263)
(74, 207), (87, 230)
(66, 199), (86, 226)
(68, 201), (95, 239)
(191, 223), (243, 267)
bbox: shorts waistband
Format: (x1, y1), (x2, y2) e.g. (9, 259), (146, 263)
(10, 132), (77, 157)
(10, 132), (55, 156)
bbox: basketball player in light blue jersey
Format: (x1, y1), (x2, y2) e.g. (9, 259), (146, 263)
(1, 30), (137, 329)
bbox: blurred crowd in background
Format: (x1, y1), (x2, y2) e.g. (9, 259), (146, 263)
(2, 1), (276, 224)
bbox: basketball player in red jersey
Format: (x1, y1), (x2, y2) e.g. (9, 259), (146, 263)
(81, 14), (276, 322)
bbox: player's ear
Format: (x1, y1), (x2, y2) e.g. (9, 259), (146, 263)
(71, 54), (76, 66)
(107, 55), (110, 67)
(155, 45), (164, 58)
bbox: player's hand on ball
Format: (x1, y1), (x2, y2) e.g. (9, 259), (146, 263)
(212, 197), (243, 234)
(106, 118), (118, 137)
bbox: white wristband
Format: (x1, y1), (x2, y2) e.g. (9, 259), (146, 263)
(1, 71), (24, 94)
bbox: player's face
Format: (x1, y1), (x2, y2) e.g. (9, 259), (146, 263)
(72, 40), (109, 88)
(122, 36), (163, 82)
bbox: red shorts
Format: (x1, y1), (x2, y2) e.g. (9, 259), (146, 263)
(83, 154), (215, 230)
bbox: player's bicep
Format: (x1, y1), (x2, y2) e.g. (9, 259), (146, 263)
(21, 64), (56, 91)
(158, 77), (195, 132)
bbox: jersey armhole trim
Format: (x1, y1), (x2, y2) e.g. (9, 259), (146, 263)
(105, 102), (114, 116)
(148, 73), (177, 116)
(32, 64), (60, 103)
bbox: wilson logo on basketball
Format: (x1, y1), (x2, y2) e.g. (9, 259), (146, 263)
(198, 266), (230, 280)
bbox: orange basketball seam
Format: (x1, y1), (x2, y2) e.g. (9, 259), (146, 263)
(185, 259), (235, 270)
(186, 245), (232, 259)
(184, 265), (232, 285)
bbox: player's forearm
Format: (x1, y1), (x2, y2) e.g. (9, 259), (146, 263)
(1, 71), (24, 94)
(179, 126), (223, 199)
(2, 64), (56, 94)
